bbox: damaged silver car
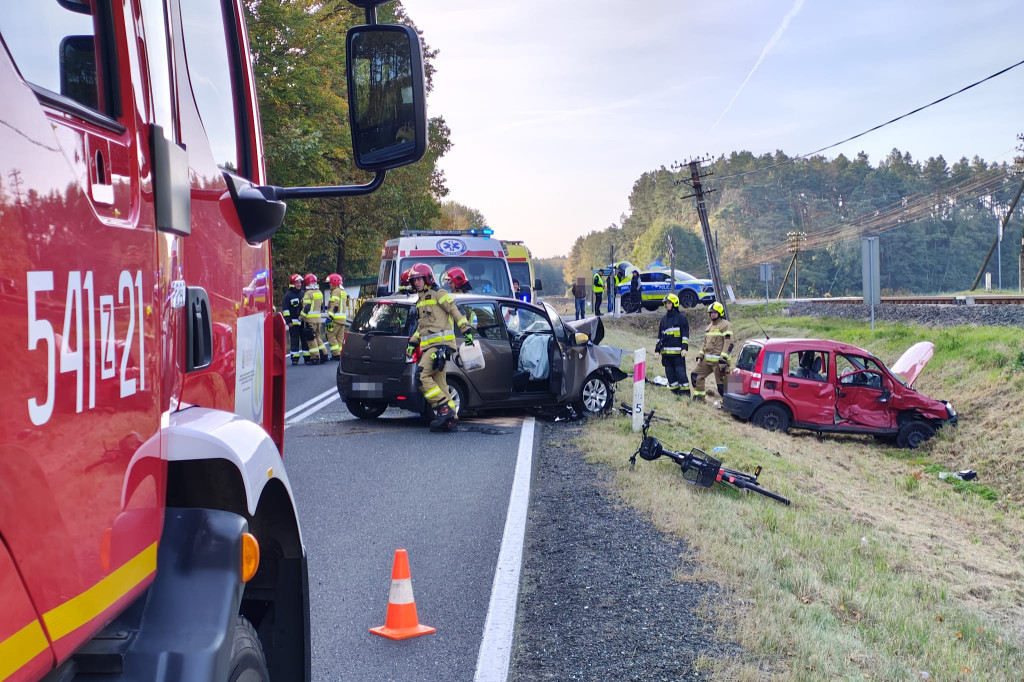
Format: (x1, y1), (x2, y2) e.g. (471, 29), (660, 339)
(337, 295), (629, 419)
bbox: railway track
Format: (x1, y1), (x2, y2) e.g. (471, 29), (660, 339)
(802, 295), (1024, 306)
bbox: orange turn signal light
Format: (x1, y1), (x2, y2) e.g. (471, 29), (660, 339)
(241, 533), (260, 583)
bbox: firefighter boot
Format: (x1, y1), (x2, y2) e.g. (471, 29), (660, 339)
(429, 405), (456, 432)
(717, 384), (726, 398)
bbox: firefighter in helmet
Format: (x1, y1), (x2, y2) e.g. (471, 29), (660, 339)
(398, 268), (413, 294)
(655, 293), (689, 395)
(442, 266), (472, 293)
(282, 273), (307, 365)
(691, 301), (733, 401)
(326, 273), (348, 360)
(406, 263), (474, 431)
(301, 273), (329, 364)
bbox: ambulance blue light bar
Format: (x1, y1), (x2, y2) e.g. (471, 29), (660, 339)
(467, 227), (494, 238)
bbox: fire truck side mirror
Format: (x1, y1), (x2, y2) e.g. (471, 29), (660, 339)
(346, 24), (426, 172)
(152, 125), (191, 236)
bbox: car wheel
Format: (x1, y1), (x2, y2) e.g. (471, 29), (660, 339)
(751, 403), (790, 433)
(680, 290), (699, 308)
(447, 380), (464, 417)
(346, 399), (387, 420)
(896, 420), (935, 449)
(227, 617), (269, 682)
(577, 373), (611, 415)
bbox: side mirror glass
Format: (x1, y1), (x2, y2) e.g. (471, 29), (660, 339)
(574, 332), (590, 345)
(534, 278), (543, 291)
(346, 24), (427, 172)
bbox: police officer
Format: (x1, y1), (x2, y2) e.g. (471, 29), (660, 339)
(282, 273), (306, 365)
(655, 293), (689, 395)
(326, 273), (347, 361)
(691, 302), (734, 401)
(301, 273), (329, 364)
(406, 263), (474, 432)
(592, 270), (604, 316)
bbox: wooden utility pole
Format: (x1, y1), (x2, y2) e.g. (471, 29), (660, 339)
(776, 252), (797, 299)
(674, 158), (726, 317)
(785, 231), (807, 299)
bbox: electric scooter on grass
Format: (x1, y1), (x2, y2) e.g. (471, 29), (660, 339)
(629, 409), (791, 506)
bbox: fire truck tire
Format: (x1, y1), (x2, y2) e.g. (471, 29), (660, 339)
(227, 616), (269, 682)
(896, 420), (935, 449)
(346, 398), (387, 420)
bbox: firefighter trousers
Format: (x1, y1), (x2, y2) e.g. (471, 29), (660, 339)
(305, 320), (328, 360)
(418, 347), (454, 409)
(288, 324), (308, 364)
(692, 359), (726, 397)
(327, 322), (345, 358)
(661, 355), (688, 390)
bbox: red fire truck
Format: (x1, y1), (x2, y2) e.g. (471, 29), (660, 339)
(0, 1), (425, 680)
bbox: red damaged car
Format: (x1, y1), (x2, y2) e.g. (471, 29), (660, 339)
(723, 338), (957, 448)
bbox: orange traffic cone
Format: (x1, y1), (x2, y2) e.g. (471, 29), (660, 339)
(369, 549), (436, 640)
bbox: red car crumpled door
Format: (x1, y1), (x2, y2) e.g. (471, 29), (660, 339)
(781, 351), (835, 424)
(835, 370), (894, 428)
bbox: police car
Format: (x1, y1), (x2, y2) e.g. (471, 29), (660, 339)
(611, 262), (716, 309)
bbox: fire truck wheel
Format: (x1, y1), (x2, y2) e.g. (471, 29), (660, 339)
(228, 617), (269, 682)
(346, 399), (388, 420)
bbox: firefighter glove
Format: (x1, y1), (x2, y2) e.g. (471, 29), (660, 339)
(464, 332), (474, 346)
(326, 321), (334, 332)
(721, 352), (732, 364)
(655, 341), (663, 354)
(696, 353), (704, 363)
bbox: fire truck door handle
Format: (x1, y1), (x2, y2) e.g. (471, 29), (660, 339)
(185, 287), (213, 372)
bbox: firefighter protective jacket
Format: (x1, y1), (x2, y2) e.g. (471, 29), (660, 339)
(301, 286), (325, 320)
(658, 308), (689, 354)
(412, 287), (471, 349)
(699, 317), (733, 363)
(282, 287), (304, 326)
(328, 286), (348, 324)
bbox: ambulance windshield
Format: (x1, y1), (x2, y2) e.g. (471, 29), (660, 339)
(400, 257), (512, 297)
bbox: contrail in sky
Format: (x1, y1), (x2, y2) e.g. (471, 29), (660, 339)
(711, 0), (805, 130)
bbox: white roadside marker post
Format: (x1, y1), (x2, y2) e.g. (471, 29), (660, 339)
(632, 348), (646, 432)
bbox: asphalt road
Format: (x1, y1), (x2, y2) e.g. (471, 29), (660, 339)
(281, 360), (526, 682)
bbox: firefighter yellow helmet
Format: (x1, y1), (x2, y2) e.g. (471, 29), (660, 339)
(664, 293), (680, 308)
(708, 301), (725, 316)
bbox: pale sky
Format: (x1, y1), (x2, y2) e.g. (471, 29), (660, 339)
(398, 0), (1024, 258)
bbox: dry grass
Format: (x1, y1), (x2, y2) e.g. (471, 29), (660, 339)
(579, 316), (1024, 681)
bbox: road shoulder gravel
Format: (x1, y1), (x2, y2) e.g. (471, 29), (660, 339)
(509, 419), (743, 681)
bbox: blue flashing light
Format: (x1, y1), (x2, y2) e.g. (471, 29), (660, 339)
(482, 227), (494, 237)
(469, 228), (478, 235)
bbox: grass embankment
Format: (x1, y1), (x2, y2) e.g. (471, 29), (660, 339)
(581, 310), (1024, 681)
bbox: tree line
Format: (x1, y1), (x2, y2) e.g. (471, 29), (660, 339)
(565, 149), (1024, 297)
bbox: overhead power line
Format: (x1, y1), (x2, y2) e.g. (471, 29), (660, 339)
(712, 57), (1024, 183)
(731, 167), (1015, 268)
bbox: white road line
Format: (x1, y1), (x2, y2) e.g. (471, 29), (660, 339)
(474, 415), (535, 682)
(285, 394), (340, 426)
(285, 387), (337, 419)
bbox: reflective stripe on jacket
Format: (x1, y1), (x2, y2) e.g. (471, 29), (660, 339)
(658, 308), (689, 354)
(700, 317), (733, 358)
(301, 287), (324, 319)
(412, 288), (470, 349)
(328, 286), (348, 321)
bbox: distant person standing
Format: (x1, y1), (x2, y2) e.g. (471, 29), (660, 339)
(282, 273), (307, 365)
(629, 270), (641, 313)
(655, 294), (689, 395)
(592, 271), (604, 316)
(571, 277), (587, 320)
(301, 274), (329, 364)
(513, 279), (531, 302)
(326, 273), (347, 361)
(691, 302), (734, 401)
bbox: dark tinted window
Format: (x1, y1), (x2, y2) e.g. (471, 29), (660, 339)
(351, 302), (413, 335)
(736, 343), (762, 371)
(1, 1), (109, 112)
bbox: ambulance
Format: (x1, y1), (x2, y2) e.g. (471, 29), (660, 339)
(377, 228), (515, 296)
(503, 240), (543, 301)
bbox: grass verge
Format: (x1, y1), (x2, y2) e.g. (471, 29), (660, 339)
(579, 313), (1024, 680)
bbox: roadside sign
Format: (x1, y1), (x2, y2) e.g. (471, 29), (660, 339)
(862, 237), (880, 331)
(759, 263), (772, 282)
(632, 348), (646, 432)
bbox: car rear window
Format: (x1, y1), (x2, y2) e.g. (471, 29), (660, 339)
(762, 351), (784, 375)
(736, 343), (763, 371)
(350, 301), (414, 335)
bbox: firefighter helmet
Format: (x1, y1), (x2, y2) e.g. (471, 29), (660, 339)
(443, 266), (469, 290)
(664, 293), (680, 308)
(708, 301), (725, 316)
(289, 273), (302, 287)
(409, 263), (435, 286)
(328, 273), (342, 287)
(399, 268), (412, 288)
(304, 273), (318, 286)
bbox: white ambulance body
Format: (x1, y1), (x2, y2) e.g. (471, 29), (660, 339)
(377, 229), (514, 296)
